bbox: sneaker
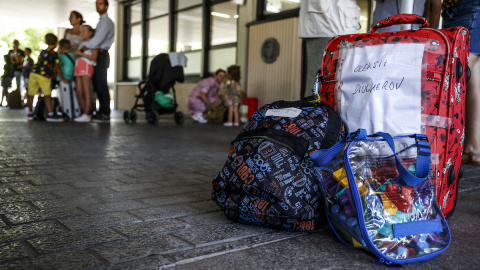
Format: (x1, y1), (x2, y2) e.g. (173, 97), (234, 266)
(74, 114), (91, 122)
(233, 122), (239, 126)
(223, 122), (233, 126)
(46, 114), (64, 122)
(27, 112), (34, 121)
(92, 113), (110, 123)
(192, 113), (207, 124)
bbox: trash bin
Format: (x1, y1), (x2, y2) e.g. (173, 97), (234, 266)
(242, 98), (258, 120)
(240, 104), (249, 123)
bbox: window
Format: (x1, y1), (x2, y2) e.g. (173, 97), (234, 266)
(149, 0), (169, 17)
(209, 1), (238, 73)
(130, 2), (143, 23)
(176, 6), (203, 76)
(125, 1), (143, 80)
(177, 0), (202, 10)
(148, 16), (169, 56)
(122, 0), (239, 81)
(209, 47), (236, 74)
(130, 24), (143, 58)
(211, 1), (237, 46)
(176, 7), (203, 52)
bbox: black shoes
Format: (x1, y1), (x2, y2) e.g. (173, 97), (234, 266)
(92, 113), (110, 123)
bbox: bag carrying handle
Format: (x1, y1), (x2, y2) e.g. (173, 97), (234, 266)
(311, 129), (430, 187)
(310, 129), (367, 167)
(370, 14), (430, 34)
(374, 132), (430, 186)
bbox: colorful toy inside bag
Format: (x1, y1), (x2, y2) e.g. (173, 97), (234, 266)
(311, 129), (450, 265)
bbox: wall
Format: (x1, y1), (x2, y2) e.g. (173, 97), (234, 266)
(116, 82), (195, 115)
(246, 17), (302, 108)
(237, 0), (256, 92)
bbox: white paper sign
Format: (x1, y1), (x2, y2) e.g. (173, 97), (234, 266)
(265, 108), (302, 118)
(338, 43), (425, 134)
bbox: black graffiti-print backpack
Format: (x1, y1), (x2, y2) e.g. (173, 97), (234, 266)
(212, 99), (348, 231)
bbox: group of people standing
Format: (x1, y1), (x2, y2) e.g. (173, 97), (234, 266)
(1, 40), (29, 106)
(61, 0), (115, 123)
(1, 0), (114, 123)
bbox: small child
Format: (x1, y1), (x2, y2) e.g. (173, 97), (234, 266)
(1, 55), (13, 106)
(57, 40), (76, 83)
(26, 33), (65, 122)
(22, 48), (34, 104)
(74, 25), (98, 122)
(223, 65), (244, 127)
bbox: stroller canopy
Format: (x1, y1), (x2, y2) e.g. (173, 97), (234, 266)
(147, 53), (185, 94)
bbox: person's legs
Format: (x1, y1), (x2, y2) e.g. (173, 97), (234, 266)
(14, 71), (22, 90)
(233, 105), (239, 124)
(227, 106), (233, 123)
(27, 94), (34, 112)
(36, 75), (62, 121)
(1, 87), (7, 106)
(75, 76), (86, 113)
(23, 78), (29, 104)
(44, 95), (53, 113)
(188, 97), (207, 116)
(188, 99), (208, 123)
(226, 99), (233, 124)
(464, 54), (480, 162)
(83, 76), (92, 114)
(92, 51), (110, 117)
(443, 0), (480, 163)
(27, 73), (40, 113)
(1, 76), (13, 106)
(303, 38), (331, 98)
(37, 76), (53, 114)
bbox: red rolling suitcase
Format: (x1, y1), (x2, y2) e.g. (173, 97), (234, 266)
(317, 14), (470, 217)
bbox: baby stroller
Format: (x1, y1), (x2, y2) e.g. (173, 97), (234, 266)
(124, 53), (185, 125)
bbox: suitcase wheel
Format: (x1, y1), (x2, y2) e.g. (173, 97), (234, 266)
(456, 59), (463, 81)
(447, 165), (457, 187)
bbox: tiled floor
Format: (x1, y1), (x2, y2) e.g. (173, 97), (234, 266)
(0, 107), (479, 269)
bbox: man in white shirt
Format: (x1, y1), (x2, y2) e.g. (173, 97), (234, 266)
(298, 0), (361, 98)
(82, 0), (115, 122)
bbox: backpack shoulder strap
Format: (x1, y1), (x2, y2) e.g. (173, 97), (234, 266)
(65, 53), (75, 65)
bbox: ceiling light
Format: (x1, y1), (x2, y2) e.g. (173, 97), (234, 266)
(211, 12), (230, 18)
(234, 14), (238, 19)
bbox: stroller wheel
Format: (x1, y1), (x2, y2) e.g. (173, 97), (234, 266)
(130, 111), (138, 124)
(123, 111), (130, 123)
(174, 111), (184, 125)
(147, 111), (159, 125)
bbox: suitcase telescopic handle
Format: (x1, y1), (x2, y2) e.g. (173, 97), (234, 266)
(370, 14), (430, 34)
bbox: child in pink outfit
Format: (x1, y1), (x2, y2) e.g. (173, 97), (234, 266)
(74, 25), (98, 122)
